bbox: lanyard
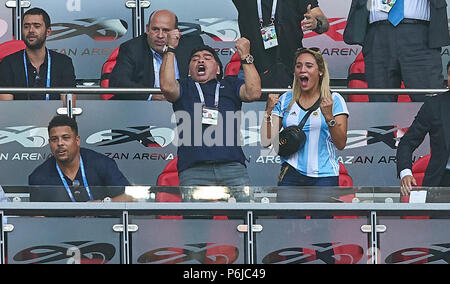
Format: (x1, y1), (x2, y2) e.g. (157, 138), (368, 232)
(56, 156), (93, 202)
(195, 82), (220, 108)
(23, 49), (51, 100)
(257, 0), (278, 27)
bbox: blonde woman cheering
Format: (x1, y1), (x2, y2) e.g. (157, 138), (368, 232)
(261, 48), (349, 186)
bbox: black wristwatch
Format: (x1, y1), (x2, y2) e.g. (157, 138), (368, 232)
(162, 45), (176, 54)
(327, 119), (336, 127)
(313, 18), (323, 33)
(240, 54), (254, 64)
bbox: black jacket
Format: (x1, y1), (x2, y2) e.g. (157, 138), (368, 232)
(396, 91), (450, 186)
(344, 0), (450, 49)
(109, 33), (204, 100)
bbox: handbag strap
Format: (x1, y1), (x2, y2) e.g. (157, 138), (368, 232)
(298, 97), (321, 128)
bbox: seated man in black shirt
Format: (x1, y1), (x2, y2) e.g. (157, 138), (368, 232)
(0, 8), (76, 102)
(29, 115), (132, 202)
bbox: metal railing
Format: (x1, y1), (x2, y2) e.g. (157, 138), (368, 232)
(0, 87), (448, 95)
(0, 87), (447, 118)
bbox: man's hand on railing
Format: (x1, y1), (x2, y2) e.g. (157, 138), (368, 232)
(400, 175), (417, 196)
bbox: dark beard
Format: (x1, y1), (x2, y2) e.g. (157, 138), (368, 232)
(24, 36), (46, 50)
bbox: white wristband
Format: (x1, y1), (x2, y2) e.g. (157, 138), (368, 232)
(400, 169), (413, 180)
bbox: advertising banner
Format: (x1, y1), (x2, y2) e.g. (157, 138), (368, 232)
(0, 101), (429, 187)
(379, 219), (450, 264)
(6, 217), (121, 264)
(26, 0), (133, 80)
(131, 219), (245, 264)
(256, 219), (368, 264)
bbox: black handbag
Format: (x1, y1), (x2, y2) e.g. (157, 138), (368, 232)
(276, 97), (321, 157)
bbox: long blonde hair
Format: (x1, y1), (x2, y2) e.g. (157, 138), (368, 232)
(288, 48), (331, 110)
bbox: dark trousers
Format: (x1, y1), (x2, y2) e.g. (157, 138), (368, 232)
(363, 21), (444, 102)
(179, 161), (250, 186)
(440, 170), (450, 187)
(278, 163), (338, 187)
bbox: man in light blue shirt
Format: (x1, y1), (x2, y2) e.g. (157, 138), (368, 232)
(109, 9), (203, 100)
(344, 0), (450, 102)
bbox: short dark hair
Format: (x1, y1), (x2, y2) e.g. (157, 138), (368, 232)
(23, 7), (51, 29)
(48, 115), (78, 135)
(189, 45), (224, 80)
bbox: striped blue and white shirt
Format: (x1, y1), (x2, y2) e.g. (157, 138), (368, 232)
(272, 92), (349, 178)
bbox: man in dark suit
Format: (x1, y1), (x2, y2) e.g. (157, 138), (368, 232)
(109, 9), (204, 100)
(344, 0), (450, 102)
(397, 61), (450, 195)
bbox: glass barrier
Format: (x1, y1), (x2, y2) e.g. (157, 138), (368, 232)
(2, 185), (450, 204)
(2, 186), (450, 264)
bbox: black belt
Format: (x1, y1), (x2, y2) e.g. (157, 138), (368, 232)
(370, 18), (429, 26)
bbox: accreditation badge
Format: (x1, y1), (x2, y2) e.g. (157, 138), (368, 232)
(202, 107), (219, 125)
(377, 0), (397, 13)
(260, 24), (278, 50)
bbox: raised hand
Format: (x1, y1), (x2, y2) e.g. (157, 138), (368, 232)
(167, 29), (181, 49)
(302, 4), (318, 32)
(235, 37), (251, 59)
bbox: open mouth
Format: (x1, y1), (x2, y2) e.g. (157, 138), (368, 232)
(299, 75), (309, 87)
(197, 65), (206, 75)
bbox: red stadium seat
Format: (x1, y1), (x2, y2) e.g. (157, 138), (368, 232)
(100, 47), (120, 100)
(338, 161), (353, 188)
(347, 52), (369, 102)
(156, 157), (182, 219)
(157, 157), (179, 186)
(224, 52), (241, 76)
(347, 52), (411, 102)
(0, 40), (26, 62)
(411, 154), (431, 187)
(335, 162), (357, 219)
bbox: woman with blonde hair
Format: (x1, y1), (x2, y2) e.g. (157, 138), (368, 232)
(260, 48), (349, 186)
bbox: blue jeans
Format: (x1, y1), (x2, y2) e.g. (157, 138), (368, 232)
(278, 164), (338, 186)
(179, 162), (250, 186)
(278, 164), (337, 219)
